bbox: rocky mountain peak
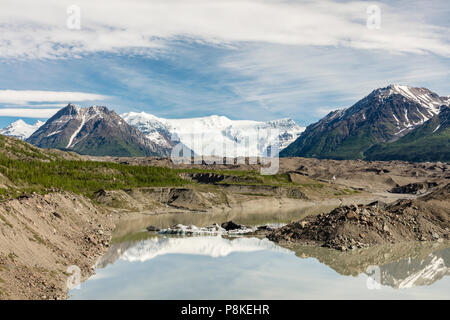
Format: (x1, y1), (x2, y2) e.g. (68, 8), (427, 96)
(281, 85), (449, 160)
(26, 104), (172, 157)
(371, 84), (447, 114)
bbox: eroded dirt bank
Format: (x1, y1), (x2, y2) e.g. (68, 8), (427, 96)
(0, 192), (115, 299)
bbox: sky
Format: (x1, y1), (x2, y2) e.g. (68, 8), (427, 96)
(0, 0), (449, 128)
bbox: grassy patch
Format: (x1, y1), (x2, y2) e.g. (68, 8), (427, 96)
(179, 168), (298, 187)
(333, 188), (360, 196)
(0, 155), (190, 197)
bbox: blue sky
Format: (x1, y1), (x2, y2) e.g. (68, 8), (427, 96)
(0, 0), (449, 128)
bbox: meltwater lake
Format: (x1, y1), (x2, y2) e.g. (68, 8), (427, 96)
(70, 208), (450, 300)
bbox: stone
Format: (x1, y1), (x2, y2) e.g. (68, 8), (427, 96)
(146, 225), (160, 232)
(221, 221), (243, 231)
(52, 212), (62, 219)
(346, 211), (358, 220)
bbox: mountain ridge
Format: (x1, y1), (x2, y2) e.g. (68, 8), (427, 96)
(26, 104), (173, 157)
(280, 84), (449, 161)
(365, 106), (450, 162)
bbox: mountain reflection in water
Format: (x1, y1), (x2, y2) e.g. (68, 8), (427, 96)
(70, 234), (450, 299)
(290, 242), (450, 289)
(98, 236), (292, 265)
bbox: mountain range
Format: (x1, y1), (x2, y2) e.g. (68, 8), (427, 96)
(121, 112), (304, 157)
(1, 84), (448, 161)
(281, 84), (449, 161)
(12, 104), (303, 157)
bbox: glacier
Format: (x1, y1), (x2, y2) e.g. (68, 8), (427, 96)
(122, 112), (305, 157)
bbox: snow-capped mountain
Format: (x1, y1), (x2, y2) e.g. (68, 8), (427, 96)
(27, 104), (173, 157)
(96, 236), (292, 268)
(378, 84), (446, 113)
(281, 84), (449, 160)
(121, 112), (305, 157)
(0, 119), (44, 140)
(371, 84), (448, 135)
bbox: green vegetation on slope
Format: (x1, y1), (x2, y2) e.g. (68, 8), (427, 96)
(365, 114), (450, 162)
(178, 167), (297, 186)
(0, 134), (61, 161)
(365, 128), (450, 162)
(281, 118), (403, 160)
(0, 155), (189, 198)
(0, 135), (187, 198)
(73, 136), (153, 157)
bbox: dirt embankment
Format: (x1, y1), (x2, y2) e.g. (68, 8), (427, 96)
(268, 184), (450, 250)
(94, 187), (230, 212)
(0, 192), (114, 299)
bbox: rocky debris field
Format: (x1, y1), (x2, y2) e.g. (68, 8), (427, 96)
(268, 184), (449, 251)
(390, 182), (439, 194)
(279, 158), (449, 193)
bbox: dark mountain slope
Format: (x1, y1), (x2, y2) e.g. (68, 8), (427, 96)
(27, 104), (173, 157)
(281, 85), (448, 160)
(365, 106), (450, 162)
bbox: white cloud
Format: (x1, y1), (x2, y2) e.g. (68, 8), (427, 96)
(0, 0), (449, 59)
(0, 90), (108, 105)
(0, 108), (60, 118)
(217, 43), (450, 120)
